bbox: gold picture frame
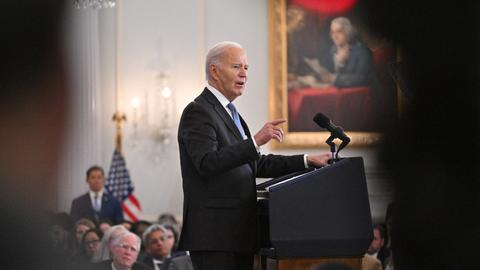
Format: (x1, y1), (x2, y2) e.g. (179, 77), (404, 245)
(268, 0), (386, 149)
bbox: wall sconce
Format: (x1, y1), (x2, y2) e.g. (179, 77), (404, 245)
(129, 72), (176, 158)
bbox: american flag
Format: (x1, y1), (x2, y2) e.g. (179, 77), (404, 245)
(105, 149), (142, 222)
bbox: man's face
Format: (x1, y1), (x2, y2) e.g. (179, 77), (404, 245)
(330, 22), (348, 47)
(146, 229), (175, 259)
(111, 234), (140, 268)
(211, 47), (248, 102)
(367, 228), (384, 255)
(87, 169), (104, 192)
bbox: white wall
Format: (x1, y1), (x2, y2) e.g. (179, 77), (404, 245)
(60, 0), (392, 222)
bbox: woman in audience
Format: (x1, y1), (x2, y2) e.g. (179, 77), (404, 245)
(83, 229), (104, 261)
(158, 213), (180, 228)
(73, 218), (96, 248)
(72, 228), (103, 269)
(162, 224), (181, 254)
(133, 220), (153, 261)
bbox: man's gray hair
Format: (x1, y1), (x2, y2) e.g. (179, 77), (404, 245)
(205, 41), (243, 81)
(142, 223), (168, 245)
(331, 17), (356, 43)
(92, 224), (128, 262)
(110, 231), (141, 252)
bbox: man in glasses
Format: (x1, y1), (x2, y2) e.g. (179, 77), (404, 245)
(94, 231), (151, 270)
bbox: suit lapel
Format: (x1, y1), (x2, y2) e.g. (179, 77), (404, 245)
(200, 88), (257, 175)
(201, 89), (244, 141)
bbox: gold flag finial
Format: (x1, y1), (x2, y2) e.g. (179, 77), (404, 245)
(112, 111), (127, 154)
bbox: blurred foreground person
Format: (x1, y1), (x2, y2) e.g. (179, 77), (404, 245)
(358, 1), (480, 269)
(0, 0), (68, 269)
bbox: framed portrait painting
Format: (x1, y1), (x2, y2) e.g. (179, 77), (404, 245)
(268, 0), (400, 148)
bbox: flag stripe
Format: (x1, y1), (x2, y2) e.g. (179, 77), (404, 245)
(124, 197), (142, 216)
(127, 194), (142, 210)
(122, 203), (138, 222)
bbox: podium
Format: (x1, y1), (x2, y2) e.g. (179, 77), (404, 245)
(256, 157), (373, 270)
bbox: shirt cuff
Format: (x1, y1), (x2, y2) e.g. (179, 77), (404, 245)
(304, 154), (309, 168)
(252, 137), (261, 153)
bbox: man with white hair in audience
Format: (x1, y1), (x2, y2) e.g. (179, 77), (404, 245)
(93, 231), (152, 270)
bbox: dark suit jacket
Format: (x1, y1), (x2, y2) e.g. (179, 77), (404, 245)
(177, 88), (305, 253)
(323, 41), (376, 88)
(70, 191), (123, 224)
(141, 254), (157, 269)
(92, 260), (152, 270)
(161, 253), (193, 270)
(142, 252), (191, 270)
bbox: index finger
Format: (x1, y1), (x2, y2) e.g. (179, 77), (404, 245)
(269, 119), (287, 126)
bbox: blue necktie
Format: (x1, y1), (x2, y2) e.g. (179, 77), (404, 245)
(227, 103), (246, 139)
(93, 193), (101, 212)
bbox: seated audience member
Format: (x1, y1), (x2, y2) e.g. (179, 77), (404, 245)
(158, 223), (193, 270)
(133, 220), (153, 260)
(73, 218), (96, 251)
(157, 213), (180, 228)
(133, 220), (153, 239)
(161, 224), (181, 253)
(99, 218), (114, 233)
(122, 220), (134, 231)
(48, 212), (75, 269)
(367, 223), (390, 268)
(142, 224), (176, 269)
(72, 228), (103, 269)
(48, 212), (74, 252)
(92, 225), (129, 262)
(93, 231), (151, 270)
(160, 254), (193, 270)
(70, 165), (124, 224)
(84, 229), (104, 260)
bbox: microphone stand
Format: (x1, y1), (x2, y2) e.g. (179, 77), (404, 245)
(326, 134), (337, 164)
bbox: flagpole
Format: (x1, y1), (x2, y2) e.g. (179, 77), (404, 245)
(112, 0), (126, 155)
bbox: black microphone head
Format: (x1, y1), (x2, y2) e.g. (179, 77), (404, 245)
(313, 113), (331, 128)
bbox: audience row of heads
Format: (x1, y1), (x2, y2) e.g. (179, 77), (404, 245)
(48, 212), (181, 262)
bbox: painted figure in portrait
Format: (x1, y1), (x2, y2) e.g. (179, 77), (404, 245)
(285, 0), (398, 133)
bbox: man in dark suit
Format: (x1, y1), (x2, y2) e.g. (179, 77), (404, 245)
(141, 224), (175, 269)
(177, 41), (332, 270)
(71, 165), (124, 224)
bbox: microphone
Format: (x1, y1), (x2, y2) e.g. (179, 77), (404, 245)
(313, 113), (351, 143)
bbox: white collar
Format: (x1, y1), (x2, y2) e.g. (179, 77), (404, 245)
(206, 84), (233, 117)
(89, 189), (104, 199)
(152, 258), (163, 270)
